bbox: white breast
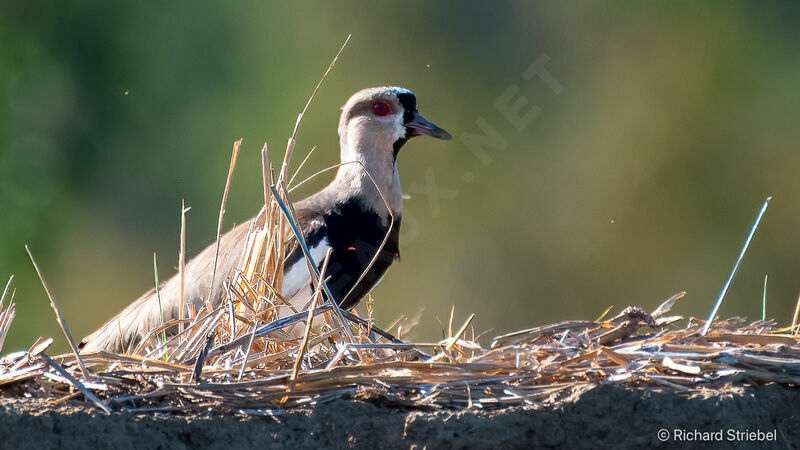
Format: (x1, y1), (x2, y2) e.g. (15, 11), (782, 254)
(280, 237), (331, 300)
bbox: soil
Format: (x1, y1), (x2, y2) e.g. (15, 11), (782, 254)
(1, 384), (798, 449)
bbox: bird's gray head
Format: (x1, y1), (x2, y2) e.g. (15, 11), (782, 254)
(338, 87), (451, 160)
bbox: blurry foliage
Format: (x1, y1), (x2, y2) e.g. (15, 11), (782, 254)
(1, 1), (800, 351)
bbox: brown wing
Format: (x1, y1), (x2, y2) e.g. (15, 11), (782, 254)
(80, 188), (335, 353)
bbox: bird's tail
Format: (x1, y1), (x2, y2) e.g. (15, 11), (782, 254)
(79, 287), (169, 354)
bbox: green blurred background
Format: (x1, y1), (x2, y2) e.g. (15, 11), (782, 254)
(2, 2), (799, 352)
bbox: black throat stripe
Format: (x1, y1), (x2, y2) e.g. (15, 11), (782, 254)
(394, 92), (418, 159)
(392, 137), (408, 160)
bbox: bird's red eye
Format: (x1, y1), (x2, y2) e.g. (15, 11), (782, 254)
(371, 101), (391, 116)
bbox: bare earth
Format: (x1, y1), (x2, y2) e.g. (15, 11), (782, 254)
(1, 384), (797, 449)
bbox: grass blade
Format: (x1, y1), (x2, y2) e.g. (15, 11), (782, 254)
(25, 245), (91, 381)
(701, 196), (771, 336)
(762, 274), (768, 322)
(207, 139), (242, 303)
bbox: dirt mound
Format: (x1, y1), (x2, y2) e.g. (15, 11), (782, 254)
(1, 384), (797, 449)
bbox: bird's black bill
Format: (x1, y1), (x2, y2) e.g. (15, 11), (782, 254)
(406, 112), (452, 140)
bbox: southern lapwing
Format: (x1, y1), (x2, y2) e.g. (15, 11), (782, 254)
(80, 86), (451, 353)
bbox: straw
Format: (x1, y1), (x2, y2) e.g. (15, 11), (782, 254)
(208, 139), (242, 302)
(25, 246), (91, 381)
(762, 274), (768, 322)
(701, 196), (771, 336)
(2, 283), (800, 413)
(178, 200), (189, 336)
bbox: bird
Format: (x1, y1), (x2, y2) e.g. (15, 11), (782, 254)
(80, 86), (451, 353)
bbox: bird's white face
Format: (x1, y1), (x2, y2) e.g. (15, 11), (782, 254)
(339, 87), (409, 152)
(338, 87), (451, 160)
(369, 97), (408, 143)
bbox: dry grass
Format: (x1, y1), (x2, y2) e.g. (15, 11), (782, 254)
(3, 289), (800, 414)
(3, 38), (800, 415)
